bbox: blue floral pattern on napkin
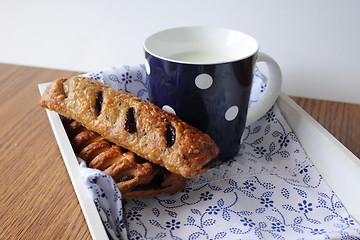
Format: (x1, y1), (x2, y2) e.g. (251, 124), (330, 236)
(81, 65), (360, 240)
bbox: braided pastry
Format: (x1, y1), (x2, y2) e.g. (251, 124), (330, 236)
(39, 76), (219, 178)
(63, 117), (187, 199)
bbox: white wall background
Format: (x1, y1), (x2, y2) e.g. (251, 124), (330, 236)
(1, 0), (359, 104)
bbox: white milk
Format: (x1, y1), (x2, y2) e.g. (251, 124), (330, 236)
(167, 51), (234, 64)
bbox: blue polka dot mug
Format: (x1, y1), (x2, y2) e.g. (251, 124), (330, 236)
(144, 26), (282, 162)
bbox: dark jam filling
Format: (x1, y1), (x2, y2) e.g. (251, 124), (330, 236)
(165, 124), (176, 147)
(95, 91), (103, 116)
(124, 107), (137, 133)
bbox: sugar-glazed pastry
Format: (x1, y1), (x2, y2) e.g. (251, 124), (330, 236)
(63, 118), (187, 199)
(39, 76), (219, 178)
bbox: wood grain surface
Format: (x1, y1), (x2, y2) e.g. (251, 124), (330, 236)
(0, 63), (359, 239)
(291, 96), (360, 158)
(0, 64), (90, 240)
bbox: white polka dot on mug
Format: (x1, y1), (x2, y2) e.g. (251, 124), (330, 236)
(162, 105), (176, 115)
(195, 73), (213, 89)
(225, 106), (239, 121)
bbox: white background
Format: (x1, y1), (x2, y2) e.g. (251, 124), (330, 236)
(1, 0), (359, 104)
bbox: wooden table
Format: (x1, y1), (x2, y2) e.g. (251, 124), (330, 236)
(0, 63), (359, 239)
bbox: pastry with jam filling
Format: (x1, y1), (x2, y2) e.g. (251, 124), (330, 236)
(39, 76), (219, 179)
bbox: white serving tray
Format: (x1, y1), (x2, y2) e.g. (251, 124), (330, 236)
(277, 93), (360, 220)
(39, 83), (360, 240)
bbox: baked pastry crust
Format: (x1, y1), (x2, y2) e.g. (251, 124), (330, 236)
(40, 76), (219, 178)
(63, 118), (187, 199)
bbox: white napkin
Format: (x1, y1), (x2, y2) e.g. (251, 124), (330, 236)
(81, 65), (360, 240)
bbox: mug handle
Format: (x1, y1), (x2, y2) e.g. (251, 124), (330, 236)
(245, 52), (282, 126)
